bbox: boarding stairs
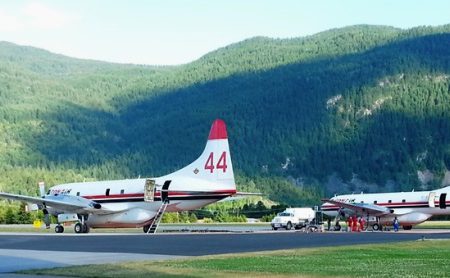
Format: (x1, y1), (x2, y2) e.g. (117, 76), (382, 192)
(146, 199), (169, 234)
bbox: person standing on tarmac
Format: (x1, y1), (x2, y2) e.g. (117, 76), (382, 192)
(347, 217), (353, 232)
(352, 216), (358, 232)
(360, 217), (366, 231)
(393, 217), (400, 232)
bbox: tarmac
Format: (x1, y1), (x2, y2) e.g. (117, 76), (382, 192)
(1, 229), (450, 275)
(0, 248), (186, 273)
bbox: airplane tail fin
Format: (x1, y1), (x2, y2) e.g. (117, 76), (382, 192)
(170, 119), (236, 191)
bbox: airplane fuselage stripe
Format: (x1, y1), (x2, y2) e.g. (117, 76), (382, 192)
(321, 201), (450, 211)
(94, 195), (226, 203)
(82, 190), (236, 200)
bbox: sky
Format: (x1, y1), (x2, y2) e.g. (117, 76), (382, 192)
(0, 0), (449, 65)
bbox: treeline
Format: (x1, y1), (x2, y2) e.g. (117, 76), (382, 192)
(0, 25), (449, 207)
(0, 203), (41, 224)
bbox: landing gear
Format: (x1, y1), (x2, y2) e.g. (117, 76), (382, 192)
(55, 225), (64, 233)
(74, 222), (83, 233)
(403, 225), (412, 230)
(83, 223), (90, 233)
(372, 223), (381, 231)
(74, 215), (90, 234)
(143, 225), (150, 233)
(74, 222), (90, 234)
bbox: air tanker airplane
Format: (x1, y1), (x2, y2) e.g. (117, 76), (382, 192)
(322, 186), (450, 230)
(0, 119), (240, 233)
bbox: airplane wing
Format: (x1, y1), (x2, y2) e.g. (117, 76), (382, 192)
(322, 198), (392, 216)
(0, 192), (112, 215)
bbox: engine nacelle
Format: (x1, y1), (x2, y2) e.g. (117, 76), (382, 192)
(57, 213), (79, 223)
(380, 212), (432, 226)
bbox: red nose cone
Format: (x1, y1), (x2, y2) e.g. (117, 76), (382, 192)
(208, 119), (228, 140)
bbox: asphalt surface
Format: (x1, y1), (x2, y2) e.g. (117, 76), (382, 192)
(1, 230), (450, 273)
(2, 231), (450, 256)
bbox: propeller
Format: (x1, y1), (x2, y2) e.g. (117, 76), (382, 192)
(39, 181), (51, 229)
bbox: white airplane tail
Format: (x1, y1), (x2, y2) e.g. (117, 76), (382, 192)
(168, 119), (236, 190)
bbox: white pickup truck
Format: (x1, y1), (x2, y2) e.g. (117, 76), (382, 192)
(271, 208), (316, 230)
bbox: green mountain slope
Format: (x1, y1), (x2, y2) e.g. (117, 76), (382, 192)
(0, 24), (449, 205)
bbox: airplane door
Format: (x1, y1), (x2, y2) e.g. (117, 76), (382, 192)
(161, 180), (171, 202)
(428, 192), (436, 208)
(439, 193), (447, 209)
(144, 179), (156, 202)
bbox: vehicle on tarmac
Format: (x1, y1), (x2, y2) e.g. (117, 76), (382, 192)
(271, 207), (316, 230)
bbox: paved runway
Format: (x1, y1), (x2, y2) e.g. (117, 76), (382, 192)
(2, 231), (450, 255)
(1, 231), (450, 273)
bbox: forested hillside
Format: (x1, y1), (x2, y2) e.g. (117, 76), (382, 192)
(0, 24), (449, 206)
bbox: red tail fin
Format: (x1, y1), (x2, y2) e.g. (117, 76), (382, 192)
(208, 119), (228, 140)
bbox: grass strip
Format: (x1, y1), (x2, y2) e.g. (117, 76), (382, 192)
(22, 239), (450, 278)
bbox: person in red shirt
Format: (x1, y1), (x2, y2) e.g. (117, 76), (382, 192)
(360, 217), (366, 231)
(347, 217), (353, 232)
(352, 216), (358, 232)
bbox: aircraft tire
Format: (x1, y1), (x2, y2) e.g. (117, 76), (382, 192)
(403, 225), (412, 230)
(143, 225), (150, 233)
(286, 222), (292, 230)
(55, 225), (64, 233)
(74, 223), (83, 234)
(82, 224), (90, 233)
(372, 223), (380, 231)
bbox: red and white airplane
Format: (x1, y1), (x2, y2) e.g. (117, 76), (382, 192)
(0, 119), (239, 233)
(322, 186), (450, 230)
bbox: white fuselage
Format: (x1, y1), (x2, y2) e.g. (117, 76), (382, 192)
(47, 174), (235, 228)
(322, 186), (450, 226)
(0, 119), (236, 233)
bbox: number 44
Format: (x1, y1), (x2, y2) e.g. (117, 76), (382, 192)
(204, 152), (227, 173)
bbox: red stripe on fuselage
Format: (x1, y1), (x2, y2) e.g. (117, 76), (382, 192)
(321, 200), (450, 211)
(82, 189), (236, 200)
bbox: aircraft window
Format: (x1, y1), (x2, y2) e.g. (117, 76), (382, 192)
(402, 199), (406, 203)
(388, 200), (392, 203)
(106, 188), (110, 196)
(120, 189), (124, 194)
(76, 192), (80, 196)
(374, 201), (377, 204)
